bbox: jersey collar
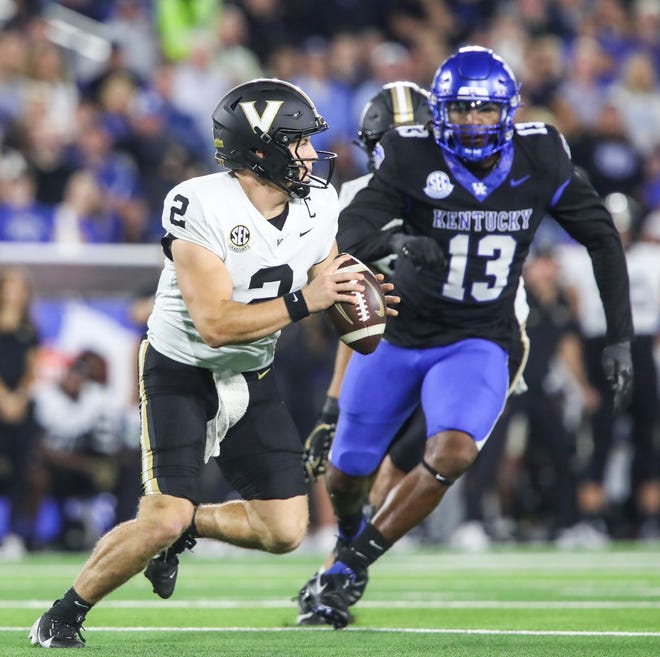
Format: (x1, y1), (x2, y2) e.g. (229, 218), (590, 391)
(443, 143), (514, 201)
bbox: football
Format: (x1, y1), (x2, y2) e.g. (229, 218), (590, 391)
(325, 254), (386, 355)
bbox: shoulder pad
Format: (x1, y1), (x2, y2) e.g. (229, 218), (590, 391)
(514, 122), (570, 158)
(514, 122), (549, 137)
(394, 124), (430, 139)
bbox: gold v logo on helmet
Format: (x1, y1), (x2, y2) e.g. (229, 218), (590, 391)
(390, 84), (414, 124)
(239, 100), (284, 134)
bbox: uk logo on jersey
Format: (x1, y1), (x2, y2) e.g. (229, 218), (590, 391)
(228, 224), (251, 252)
(472, 181), (488, 197)
(423, 171), (454, 199)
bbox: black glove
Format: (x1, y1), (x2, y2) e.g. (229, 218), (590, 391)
(601, 340), (633, 413)
(302, 396), (339, 482)
(389, 234), (446, 270)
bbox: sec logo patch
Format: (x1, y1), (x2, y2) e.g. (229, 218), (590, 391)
(423, 171), (454, 199)
(228, 225), (251, 252)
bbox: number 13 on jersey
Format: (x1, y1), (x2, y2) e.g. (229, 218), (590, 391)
(442, 234), (516, 302)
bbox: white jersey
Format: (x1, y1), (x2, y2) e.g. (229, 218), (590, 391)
(148, 172), (338, 373)
(338, 173), (372, 211)
(557, 241), (660, 337)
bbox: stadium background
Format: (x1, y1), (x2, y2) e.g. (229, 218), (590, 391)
(0, 0), (659, 555)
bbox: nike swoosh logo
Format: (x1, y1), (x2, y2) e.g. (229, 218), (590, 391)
(364, 278), (385, 318)
(299, 228), (314, 237)
(311, 576), (328, 595)
(167, 571), (176, 579)
(257, 367), (271, 380)
(368, 539), (384, 551)
(334, 303), (354, 325)
(510, 175), (530, 188)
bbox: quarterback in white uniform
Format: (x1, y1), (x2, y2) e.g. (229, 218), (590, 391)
(149, 170), (339, 372)
(29, 79), (397, 649)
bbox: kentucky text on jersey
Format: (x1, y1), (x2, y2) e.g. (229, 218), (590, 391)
(338, 120), (633, 350)
(432, 209), (532, 232)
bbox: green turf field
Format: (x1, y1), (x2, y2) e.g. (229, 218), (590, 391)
(2, 542), (659, 656)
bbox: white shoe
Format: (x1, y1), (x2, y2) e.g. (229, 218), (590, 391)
(555, 521), (610, 550)
(0, 534), (26, 561)
(449, 521), (491, 552)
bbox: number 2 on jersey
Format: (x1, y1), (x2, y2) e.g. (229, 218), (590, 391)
(443, 234), (516, 302)
(169, 194), (189, 228)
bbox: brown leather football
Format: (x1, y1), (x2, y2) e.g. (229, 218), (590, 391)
(325, 254), (386, 355)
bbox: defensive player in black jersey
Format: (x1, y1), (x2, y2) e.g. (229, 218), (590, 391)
(297, 80), (529, 625)
(299, 45), (634, 629)
(301, 81), (437, 496)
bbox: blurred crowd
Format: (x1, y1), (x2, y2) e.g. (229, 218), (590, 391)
(0, 0), (659, 242)
(0, 0), (659, 556)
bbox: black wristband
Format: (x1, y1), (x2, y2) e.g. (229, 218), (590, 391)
(283, 291), (310, 322)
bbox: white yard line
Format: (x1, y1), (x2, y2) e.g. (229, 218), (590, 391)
(4, 599), (660, 609)
(3, 625), (660, 637)
(3, 550), (660, 575)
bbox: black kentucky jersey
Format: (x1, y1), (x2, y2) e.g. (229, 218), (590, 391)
(338, 122), (632, 349)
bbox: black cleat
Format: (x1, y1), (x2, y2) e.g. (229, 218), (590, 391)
(144, 531), (197, 599)
(296, 573), (356, 626)
(345, 567), (368, 605)
(29, 612), (85, 648)
(329, 536), (369, 605)
(296, 561), (367, 624)
(297, 570), (358, 629)
(296, 575), (331, 626)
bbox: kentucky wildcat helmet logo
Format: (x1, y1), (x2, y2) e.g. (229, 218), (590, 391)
(423, 171), (454, 199)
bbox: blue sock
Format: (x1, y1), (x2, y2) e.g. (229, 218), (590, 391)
(325, 561), (356, 580)
(337, 516), (366, 542)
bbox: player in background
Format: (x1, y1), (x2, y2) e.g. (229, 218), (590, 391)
(297, 80), (529, 624)
(297, 82), (435, 624)
(29, 78), (397, 648)
(298, 46), (634, 629)
(301, 81), (436, 505)
(556, 193), (660, 545)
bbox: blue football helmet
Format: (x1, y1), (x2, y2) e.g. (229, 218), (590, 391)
(430, 46), (521, 162)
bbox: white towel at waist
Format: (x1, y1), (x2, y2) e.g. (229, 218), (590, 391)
(204, 370), (250, 463)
